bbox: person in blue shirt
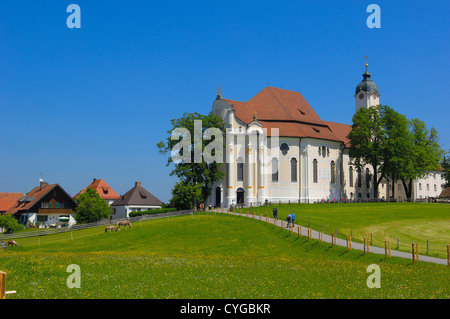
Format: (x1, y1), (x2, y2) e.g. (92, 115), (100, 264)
(273, 207), (278, 221)
(291, 213), (295, 227)
(286, 213), (292, 228)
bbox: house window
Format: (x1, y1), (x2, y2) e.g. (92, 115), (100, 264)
(237, 157), (244, 182)
(313, 159), (318, 183)
(291, 158), (297, 182)
(272, 158), (279, 182)
(330, 161), (336, 184)
(37, 215), (48, 223)
(427, 184), (429, 191)
(434, 184), (437, 191)
(419, 183), (422, 191)
(349, 166), (354, 187)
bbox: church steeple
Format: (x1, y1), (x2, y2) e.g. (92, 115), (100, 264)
(355, 63), (380, 113)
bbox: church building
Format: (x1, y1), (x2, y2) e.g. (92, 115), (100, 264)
(209, 64), (387, 208)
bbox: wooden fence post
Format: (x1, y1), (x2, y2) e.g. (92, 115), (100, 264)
(349, 235), (352, 250)
(331, 233), (334, 247)
(0, 271), (16, 299)
(447, 245), (450, 268)
(346, 235), (349, 251)
(416, 243), (419, 263)
(0, 271), (5, 299)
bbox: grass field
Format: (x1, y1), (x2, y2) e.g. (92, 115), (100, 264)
(242, 202), (450, 259)
(1, 209), (449, 299)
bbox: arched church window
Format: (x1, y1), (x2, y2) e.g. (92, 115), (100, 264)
(313, 159), (318, 183)
(291, 158), (297, 182)
(322, 146), (326, 158)
(349, 166), (354, 187)
(357, 168), (362, 188)
(272, 158), (279, 182)
(330, 161), (336, 184)
(366, 168), (370, 189)
(237, 157), (244, 182)
(280, 143), (289, 156)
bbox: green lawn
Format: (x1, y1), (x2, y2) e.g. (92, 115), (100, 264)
(1, 212), (449, 299)
(240, 202), (450, 259)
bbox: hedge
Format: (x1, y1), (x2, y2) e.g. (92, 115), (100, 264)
(128, 207), (177, 217)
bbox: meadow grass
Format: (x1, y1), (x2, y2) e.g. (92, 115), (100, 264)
(244, 202), (450, 258)
(1, 212), (448, 299)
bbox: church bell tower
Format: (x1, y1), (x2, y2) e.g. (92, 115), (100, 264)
(355, 63), (380, 113)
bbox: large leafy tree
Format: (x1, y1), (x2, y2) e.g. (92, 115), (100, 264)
(157, 111), (225, 203)
(348, 105), (443, 200)
(169, 181), (203, 210)
(347, 105), (385, 199)
(73, 188), (112, 224)
(398, 118), (442, 199)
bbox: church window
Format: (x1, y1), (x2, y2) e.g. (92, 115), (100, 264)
(427, 184), (429, 191)
(318, 147), (321, 156)
(366, 168), (370, 188)
(291, 158), (297, 182)
(272, 158), (279, 182)
(357, 169), (362, 188)
(313, 159), (318, 183)
(419, 183), (422, 190)
(237, 157), (244, 181)
(349, 166), (354, 187)
(322, 146), (326, 158)
(330, 161), (336, 184)
(280, 143), (289, 156)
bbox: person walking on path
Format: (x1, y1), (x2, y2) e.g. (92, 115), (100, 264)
(291, 213), (295, 227)
(273, 207), (278, 221)
(209, 203), (212, 211)
(286, 213), (292, 228)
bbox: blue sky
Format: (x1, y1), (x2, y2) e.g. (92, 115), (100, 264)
(1, 1), (449, 202)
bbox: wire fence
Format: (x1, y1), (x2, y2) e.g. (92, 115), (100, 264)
(0, 209), (193, 241)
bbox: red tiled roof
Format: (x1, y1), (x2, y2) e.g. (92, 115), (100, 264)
(0, 193), (23, 212)
(223, 86), (351, 145)
(74, 179), (120, 201)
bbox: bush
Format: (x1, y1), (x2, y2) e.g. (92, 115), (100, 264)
(0, 214), (23, 233)
(129, 207), (177, 217)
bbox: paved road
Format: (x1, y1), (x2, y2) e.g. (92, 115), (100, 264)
(218, 209), (448, 266)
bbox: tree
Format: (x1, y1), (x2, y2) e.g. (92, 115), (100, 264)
(347, 105), (385, 199)
(441, 151), (450, 189)
(0, 214), (22, 233)
(379, 105), (411, 198)
(398, 118), (443, 199)
(169, 181), (203, 210)
(157, 111), (226, 203)
(73, 188), (112, 224)
(348, 105), (443, 200)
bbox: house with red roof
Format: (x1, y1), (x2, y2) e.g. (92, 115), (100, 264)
(0, 193), (24, 214)
(74, 178), (120, 206)
(6, 181), (77, 227)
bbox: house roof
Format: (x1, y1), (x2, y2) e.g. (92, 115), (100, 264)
(0, 193), (24, 212)
(74, 178), (120, 201)
(6, 183), (77, 216)
(439, 187), (450, 199)
(223, 86), (351, 145)
(111, 182), (163, 207)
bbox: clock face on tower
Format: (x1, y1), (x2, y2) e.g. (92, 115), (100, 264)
(359, 92), (364, 100)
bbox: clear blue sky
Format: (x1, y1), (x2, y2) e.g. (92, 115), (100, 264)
(1, 1), (449, 202)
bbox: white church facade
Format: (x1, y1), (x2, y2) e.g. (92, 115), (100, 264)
(208, 66), (442, 208)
